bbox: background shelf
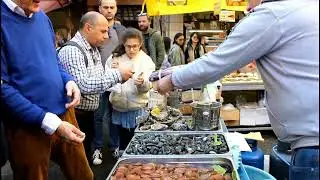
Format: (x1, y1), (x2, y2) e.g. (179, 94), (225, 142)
(222, 83), (265, 91)
(228, 125), (273, 132)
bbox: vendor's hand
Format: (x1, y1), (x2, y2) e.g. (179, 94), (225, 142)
(56, 121), (85, 144)
(156, 74), (174, 95)
(117, 63), (134, 82)
(134, 73), (144, 86)
(65, 81), (81, 109)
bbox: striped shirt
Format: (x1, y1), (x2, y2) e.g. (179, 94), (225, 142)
(58, 31), (122, 111)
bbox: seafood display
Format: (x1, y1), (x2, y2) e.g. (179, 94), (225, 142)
(136, 106), (195, 131)
(124, 134), (229, 155)
(107, 157), (239, 180)
(221, 72), (262, 84)
(110, 163), (233, 180)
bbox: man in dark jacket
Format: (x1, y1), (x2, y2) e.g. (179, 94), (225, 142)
(138, 13), (165, 70)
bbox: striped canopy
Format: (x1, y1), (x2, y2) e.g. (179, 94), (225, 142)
(40, 0), (72, 13)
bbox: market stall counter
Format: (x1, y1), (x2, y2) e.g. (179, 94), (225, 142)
(106, 101), (275, 179)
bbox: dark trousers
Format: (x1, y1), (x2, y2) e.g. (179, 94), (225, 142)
(74, 109), (94, 165)
(93, 91), (113, 150)
(289, 146), (319, 180)
(4, 108), (93, 180)
(0, 120), (8, 167)
(110, 124), (135, 150)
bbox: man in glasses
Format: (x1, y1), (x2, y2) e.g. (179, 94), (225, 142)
(58, 11), (133, 165)
(138, 13), (165, 70)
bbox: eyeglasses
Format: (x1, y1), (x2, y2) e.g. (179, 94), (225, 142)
(124, 44), (140, 50)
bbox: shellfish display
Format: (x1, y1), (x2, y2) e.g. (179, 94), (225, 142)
(110, 162), (235, 180)
(136, 106), (195, 131)
(125, 134), (229, 155)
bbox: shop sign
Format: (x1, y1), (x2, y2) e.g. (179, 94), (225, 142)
(219, 10), (235, 22)
(221, 0), (248, 12)
(145, 0), (216, 16)
(213, 0), (221, 15)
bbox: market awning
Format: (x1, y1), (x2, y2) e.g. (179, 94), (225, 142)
(40, 0), (72, 13)
(143, 0), (248, 16)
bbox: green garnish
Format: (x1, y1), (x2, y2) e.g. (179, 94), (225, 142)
(232, 169), (238, 180)
(212, 134), (222, 146)
(186, 119), (193, 127)
(212, 165), (227, 175)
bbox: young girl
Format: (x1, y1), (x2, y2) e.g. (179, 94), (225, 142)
(106, 28), (155, 157)
(185, 32), (205, 63)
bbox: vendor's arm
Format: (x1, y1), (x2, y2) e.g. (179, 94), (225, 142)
(172, 7), (282, 89)
(58, 47), (122, 95)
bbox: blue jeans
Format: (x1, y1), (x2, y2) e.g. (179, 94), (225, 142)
(289, 146), (319, 180)
(110, 109), (144, 150)
(93, 92), (116, 150)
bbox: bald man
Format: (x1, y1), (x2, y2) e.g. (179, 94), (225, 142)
(58, 11), (133, 164)
(92, 0), (126, 165)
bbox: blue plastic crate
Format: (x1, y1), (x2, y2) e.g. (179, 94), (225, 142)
(244, 164), (276, 180)
(238, 163), (250, 180)
(269, 145), (292, 180)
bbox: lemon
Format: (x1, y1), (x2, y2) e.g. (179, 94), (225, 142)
(151, 106), (161, 116)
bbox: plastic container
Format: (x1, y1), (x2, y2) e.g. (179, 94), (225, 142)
(167, 89), (182, 109)
(238, 163), (250, 180)
(244, 164), (276, 180)
(241, 139), (264, 170)
(148, 90), (167, 109)
(269, 144), (292, 180)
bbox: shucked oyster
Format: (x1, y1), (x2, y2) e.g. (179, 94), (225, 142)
(139, 124), (152, 131)
(168, 106), (182, 117)
(137, 106), (184, 131)
(170, 122), (188, 131)
(151, 111), (169, 122)
(151, 123), (168, 131)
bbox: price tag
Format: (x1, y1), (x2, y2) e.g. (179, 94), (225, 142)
(167, 0), (187, 6)
(219, 10), (236, 22)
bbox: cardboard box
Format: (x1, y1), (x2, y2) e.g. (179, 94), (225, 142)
(179, 103), (193, 115)
(225, 120), (240, 126)
(220, 108), (240, 121)
(220, 108), (240, 127)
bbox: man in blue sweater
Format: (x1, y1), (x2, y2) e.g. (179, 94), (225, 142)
(156, 0), (319, 180)
(1, 0), (93, 179)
